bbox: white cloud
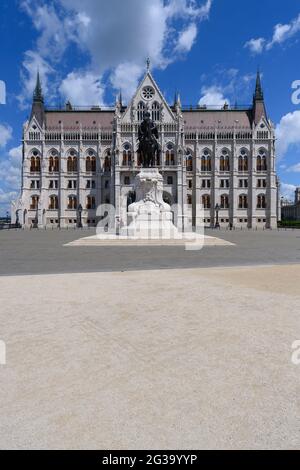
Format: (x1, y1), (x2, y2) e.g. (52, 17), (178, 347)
(9, 145), (23, 165)
(175, 23), (198, 53)
(59, 71), (105, 106)
(110, 63), (144, 103)
(21, 0), (213, 104)
(244, 38), (265, 55)
(18, 50), (54, 109)
(276, 110), (300, 159)
(287, 163), (300, 173)
(280, 183), (296, 201)
(245, 13), (300, 54)
(0, 124), (12, 148)
(267, 14), (300, 49)
(199, 85), (230, 108)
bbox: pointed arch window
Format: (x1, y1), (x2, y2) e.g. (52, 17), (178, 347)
(220, 194), (229, 209)
(201, 150), (211, 172)
(185, 148), (193, 171)
(152, 102), (160, 122)
(122, 143), (132, 166)
(30, 195), (39, 210)
(238, 149), (248, 172)
(220, 149), (230, 172)
(202, 194), (211, 209)
(30, 156), (41, 172)
(67, 156), (77, 173)
(257, 194), (267, 209)
(67, 195), (77, 210)
(238, 194), (248, 209)
(137, 101), (146, 121)
(49, 195), (58, 210)
(104, 150), (111, 172)
(257, 149), (267, 172)
(86, 195), (96, 210)
(166, 143), (175, 166)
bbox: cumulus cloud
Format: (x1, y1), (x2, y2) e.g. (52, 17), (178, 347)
(0, 124), (12, 148)
(198, 85), (229, 108)
(110, 63), (144, 103)
(245, 13), (300, 54)
(20, 0), (213, 104)
(244, 38), (265, 55)
(276, 110), (300, 159)
(59, 71), (105, 106)
(175, 23), (198, 53)
(0, 144), (23, 214)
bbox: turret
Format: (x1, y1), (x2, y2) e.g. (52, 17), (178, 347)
(252, 69), (267, 125)
(30, 71), (45, 126)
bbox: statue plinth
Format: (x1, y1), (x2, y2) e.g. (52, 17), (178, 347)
(122, 168), (179, 239)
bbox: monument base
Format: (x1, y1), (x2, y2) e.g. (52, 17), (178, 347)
(121, 168), (180, 239)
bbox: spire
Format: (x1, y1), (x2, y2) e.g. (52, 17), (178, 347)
(30, 70), (45, 126)
(33, 71), (44, 103)
(252, 68), (267, 125)
(146, 57), (150, 72)
(118, 89), (123, 107)
(254, 69), (264, 101)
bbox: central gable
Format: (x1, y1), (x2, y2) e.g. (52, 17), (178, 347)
(122, 71), (175, 124)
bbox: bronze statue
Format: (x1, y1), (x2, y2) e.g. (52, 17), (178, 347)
(138, 111), (160, 167)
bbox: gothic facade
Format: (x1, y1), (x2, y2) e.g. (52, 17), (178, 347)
(12, 68), (279, 229)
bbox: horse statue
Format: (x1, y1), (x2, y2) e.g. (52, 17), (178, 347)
(138, 111), (160, 167)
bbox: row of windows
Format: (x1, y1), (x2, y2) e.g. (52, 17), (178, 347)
(30, 155), (268, 173)
(30, 195), (97, 211)
(195, 194), (267, 210)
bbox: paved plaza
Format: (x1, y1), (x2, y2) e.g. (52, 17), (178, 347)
(0, 229), (299, 449)
(0, 228), (300, 275)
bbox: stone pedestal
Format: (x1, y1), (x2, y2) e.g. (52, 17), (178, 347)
(122, 168), (179, 239)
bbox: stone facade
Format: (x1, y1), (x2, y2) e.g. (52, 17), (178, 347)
(12, 69), (278, 229)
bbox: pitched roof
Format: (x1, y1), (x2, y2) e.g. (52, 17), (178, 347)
(182, 109), (253, 129)
(45, 110), (114, 129)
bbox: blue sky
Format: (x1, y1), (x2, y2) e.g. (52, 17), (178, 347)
(1, 0), (300, 215)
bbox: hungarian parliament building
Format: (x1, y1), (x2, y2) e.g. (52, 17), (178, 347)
(12, 66), (279, 229)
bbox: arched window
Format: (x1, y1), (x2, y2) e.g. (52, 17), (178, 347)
(187, 194), (192, 205)
(30, 156), (41, 172)
(257, 194), (267, 209)
(86, 152), (96, 172)
(30, 195), (39, 210)
(152, 101), (160, 122)
(67, 195), (77, 210)
(54, 156), (59, 172)
(238, 194), (248, 209)
(257, 149), (267, 171)
(67, 156), (77, 173)
(220, 149), (230, 172)
(86, 195), (96, 210)
(238, 149), (248, 172)
(104, 150), (111, 171)
(201, 149), (211, 172)
(122, 143), (132, 166)
(220, 194), (229, 209)
(185, 148), (193, 171)
(202, 194), (211, 209)
(49, 195), (58, 210)
(137, 101), (145, 121)
(166, 143), (175, 166)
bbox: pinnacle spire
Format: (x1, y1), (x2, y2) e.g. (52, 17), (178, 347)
(33, 70), (44, 103)
(146, 57), (150, 72)
(254, 69), (264, 101)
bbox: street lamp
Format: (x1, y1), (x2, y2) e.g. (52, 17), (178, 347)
(215, 203), (220, 229)
(77, 204), (83, 228)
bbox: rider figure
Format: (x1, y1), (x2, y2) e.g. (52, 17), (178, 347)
(138, 111), (159, 167)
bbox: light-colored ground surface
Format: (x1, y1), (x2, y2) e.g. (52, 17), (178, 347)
(0, 265), (299, 449)
(65, 234), (234, 247)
